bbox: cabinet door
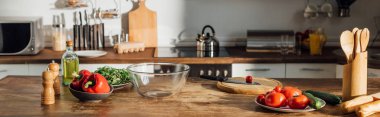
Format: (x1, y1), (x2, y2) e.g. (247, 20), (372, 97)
(336, 65), (343, 78)
(232, 64), (285, 78)
(0, 64), (28, 79)
(79, 64), (131, 72)
(368, 68), (380, 78)
(28, 64), (50, 76)
(286, 64), (336, 78)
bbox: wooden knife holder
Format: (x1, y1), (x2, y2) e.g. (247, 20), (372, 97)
(342, 51), (368, 101)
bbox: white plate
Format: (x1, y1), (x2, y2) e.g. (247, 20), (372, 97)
(75, 50), (107, 58)
(255, 97), (326, 113)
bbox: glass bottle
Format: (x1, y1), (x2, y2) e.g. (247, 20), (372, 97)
(61, 39), (79, 85)
(52, 15), (66, 51)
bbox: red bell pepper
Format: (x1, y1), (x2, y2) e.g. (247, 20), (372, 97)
(70, 70), (91, 91)
(82, 73), (110, 93)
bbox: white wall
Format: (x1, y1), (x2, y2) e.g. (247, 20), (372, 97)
(0, 0), (379, 47)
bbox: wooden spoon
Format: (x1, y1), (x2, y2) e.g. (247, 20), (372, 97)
(340, 30), (355, 63)
(361, 28), (369, 52)
(353, 29), (362, 58)
(352, 27), (359, 34)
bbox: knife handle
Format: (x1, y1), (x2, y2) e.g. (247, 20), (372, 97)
(200, 75), (228, 82)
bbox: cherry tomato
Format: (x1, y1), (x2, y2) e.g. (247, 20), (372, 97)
(246, 76), (253, 83)
(281, 86), (302, 99)
(288, 95), (310, 109)
(257, 94), (266, 104)
(273, 86), (282, 92)
(265, 92), (286, 108)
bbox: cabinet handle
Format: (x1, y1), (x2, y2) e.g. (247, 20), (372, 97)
(0, 69), (7, 73)
(301, 68), (324, 71)
(245, 68), (270, 72)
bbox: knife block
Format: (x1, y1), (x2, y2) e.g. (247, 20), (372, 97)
(342, 51), (368, 101)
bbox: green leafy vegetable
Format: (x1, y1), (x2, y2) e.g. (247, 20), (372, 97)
(94, 66), (131, 85)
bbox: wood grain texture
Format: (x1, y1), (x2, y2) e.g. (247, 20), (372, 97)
(351, 51), (368, 98)
(216, 77), (282, 95)
(2, 76), (380, 116)
(128, 0), (157, 47)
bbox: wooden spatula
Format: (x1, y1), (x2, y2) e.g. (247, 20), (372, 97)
(353, 29), (362, 58)
(361, 28), (369, 52)
(340, 30), (355, 63)
(128, 0), (157, 47)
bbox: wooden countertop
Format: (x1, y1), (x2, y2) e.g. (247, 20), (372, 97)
(0, 47), (338, 64)
(1, 76), (380, 116)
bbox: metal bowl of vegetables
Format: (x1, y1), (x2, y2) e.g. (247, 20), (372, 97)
(127, 63), (190, 98)
(95, 66), (132, 90)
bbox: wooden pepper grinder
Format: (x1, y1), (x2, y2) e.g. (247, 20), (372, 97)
(48, 60), (60, 95)
(41, 68), (55, 105)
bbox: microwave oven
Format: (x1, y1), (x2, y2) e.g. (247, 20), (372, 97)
(0, 17), (44, 55)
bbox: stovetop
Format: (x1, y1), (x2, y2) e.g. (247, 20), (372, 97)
(156, 47), (230, 58)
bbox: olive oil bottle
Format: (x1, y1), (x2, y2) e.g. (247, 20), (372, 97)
(61, 40), (79, 85)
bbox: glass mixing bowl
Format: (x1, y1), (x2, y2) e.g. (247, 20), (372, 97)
(127, 63), (190, 98)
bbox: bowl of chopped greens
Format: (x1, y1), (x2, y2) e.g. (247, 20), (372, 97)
(95, 66), (132, 90)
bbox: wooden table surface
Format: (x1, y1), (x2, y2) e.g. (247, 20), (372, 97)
(1, 76), (380, 117)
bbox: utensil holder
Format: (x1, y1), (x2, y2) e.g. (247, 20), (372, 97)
(351, 51), (367, 98)
(342, 63), (352, 101)
(342, 51), (368, 101)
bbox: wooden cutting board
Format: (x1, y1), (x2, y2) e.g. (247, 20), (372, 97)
(128, 0), (157, 47)
(216, 77), (282, 95)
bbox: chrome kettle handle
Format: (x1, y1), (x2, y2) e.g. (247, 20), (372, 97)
(201, 25), (215, 37)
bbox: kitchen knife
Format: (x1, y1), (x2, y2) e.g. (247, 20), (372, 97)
(79, 11), (83, 50)
(199, 75), (260, 85)
(92, 8), (98, 50)
(84, 10), (90, 50)
(73, 11), (78, 50)
(97, 8), (105, 49)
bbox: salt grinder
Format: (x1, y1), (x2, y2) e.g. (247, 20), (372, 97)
(48, 60), (60, 95)
(41, 68), (55, 105)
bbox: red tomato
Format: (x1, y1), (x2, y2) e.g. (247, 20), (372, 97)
(257, 94), (266, 104)
(273, 86), (282, 92)
(288, 95), (310, 109)
(281, 86), (302, 99)
(265, 92), (286, 108)
(246, 76), (253, 83)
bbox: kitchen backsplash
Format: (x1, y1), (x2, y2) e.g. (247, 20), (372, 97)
(0, 0), (379, 47)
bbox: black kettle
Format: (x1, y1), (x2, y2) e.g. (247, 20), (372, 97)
(201, 25), (219, 52)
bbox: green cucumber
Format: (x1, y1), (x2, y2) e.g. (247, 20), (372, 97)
(304, 90), (342, 105)
(303, 92), (324, 110)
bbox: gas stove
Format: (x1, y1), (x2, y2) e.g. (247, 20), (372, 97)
(155, 47), (231, 77)
(156, 47), (229, 58)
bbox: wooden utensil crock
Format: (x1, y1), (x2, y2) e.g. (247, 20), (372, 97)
(343, 51), (368, 101)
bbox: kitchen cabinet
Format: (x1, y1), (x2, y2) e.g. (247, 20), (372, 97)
(336, 65), (380, 78)
(27, 64), (131, 77)
(368, 68), (380, 78)
(0, 64), (28, 79)
(28, 64), (49, 76)
(286, 63), (336, 78)
(232, 63), (336, 78)
(232, 63), (286, 78)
